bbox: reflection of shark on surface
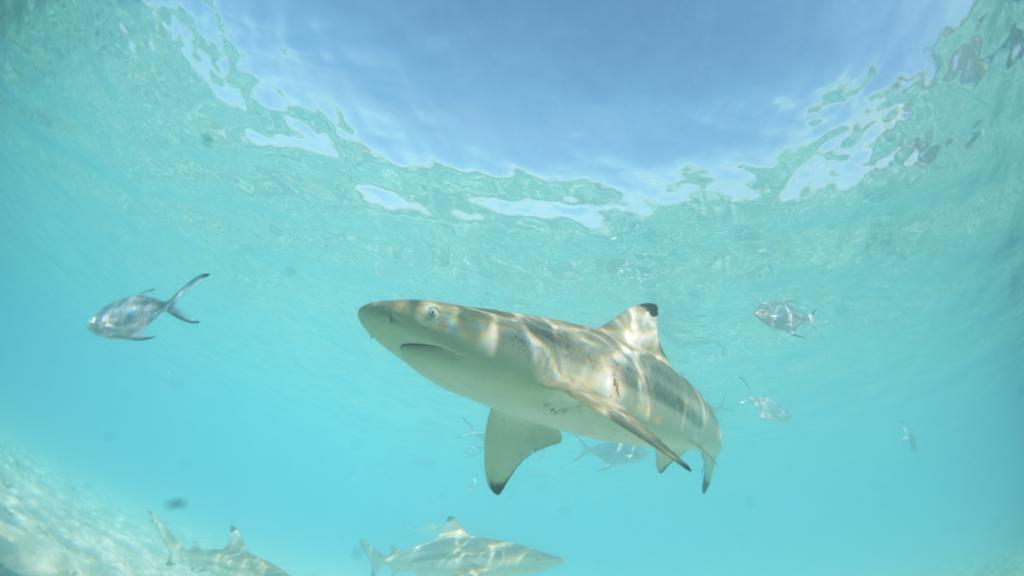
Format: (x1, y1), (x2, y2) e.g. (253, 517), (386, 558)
(572, 436), (648, 470)
(359, 300), (722, 494)
(738, 377), (790, 421)
(361, 517), (561, 576)
(149, 512), (289, 575)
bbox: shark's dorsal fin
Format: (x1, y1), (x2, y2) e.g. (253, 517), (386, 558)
(600, 304), (668, 361)
(485, 410), (562, 495)
(226, 526), (246, 552)
(438, 517), (469, 539)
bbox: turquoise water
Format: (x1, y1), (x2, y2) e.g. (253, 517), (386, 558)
(1, 0), (1023, 575)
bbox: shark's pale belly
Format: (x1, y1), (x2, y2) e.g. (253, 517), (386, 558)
(424, 360), (700, 453)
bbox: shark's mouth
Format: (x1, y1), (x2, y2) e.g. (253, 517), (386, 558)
(400, 342), (452, 354)
(399, 342), (464, 362)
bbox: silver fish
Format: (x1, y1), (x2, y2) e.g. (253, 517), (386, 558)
(754, 301), (817, 338)
(900, 419), (917, 451)
(87, 273), (209, 340)
(738, 377), (790, 421)
(361, 517), (561, 576)
(150, 512), (289, 576)
(460, 417), (486, 456)
(572, 436), (648, 470)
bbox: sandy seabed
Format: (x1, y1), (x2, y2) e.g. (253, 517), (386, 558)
(0, 443), (1020, 576)
(0, 445), (182, 576)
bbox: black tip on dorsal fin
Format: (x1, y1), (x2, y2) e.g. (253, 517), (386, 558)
(446, 516), (456, 522)
(639, 303), (658, 317)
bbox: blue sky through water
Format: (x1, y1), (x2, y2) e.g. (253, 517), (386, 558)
(153, 0), (974, 195)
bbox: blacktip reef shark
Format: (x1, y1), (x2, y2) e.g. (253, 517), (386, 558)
(87, 273), (209, 340)
(358, 300), (722, 494)
(361, 516), (562, 576)
(149, 512), (289, 576)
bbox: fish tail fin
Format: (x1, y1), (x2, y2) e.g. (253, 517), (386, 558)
(700, 450), (717, 494)
(713, 392), (733, 414)
(149, 511), (184, 566)
(808, 308), (820, 333)
(571, 436), (591, 462)
(165, 273), (209, 324)
(361, 540), (384, 576)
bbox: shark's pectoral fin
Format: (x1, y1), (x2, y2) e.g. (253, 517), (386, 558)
(130, 335), (155, 341)
(484, 410), (561, 495)
(566, 388), (691, 473)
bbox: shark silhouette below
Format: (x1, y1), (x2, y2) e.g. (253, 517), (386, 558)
(361, 517), (561, 576)
(149, 512), (289, 576)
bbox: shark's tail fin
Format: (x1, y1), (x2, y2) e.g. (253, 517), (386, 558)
(808, 308), (820, 334)
(712, 392), (733, 415)
(571, 436), (592, 462)
(165, 273), (209, 324)
(149, 511), (184, 566)
(360, 540), (384, 576)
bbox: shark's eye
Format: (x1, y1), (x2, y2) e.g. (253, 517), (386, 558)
(424, 306), (440, 321)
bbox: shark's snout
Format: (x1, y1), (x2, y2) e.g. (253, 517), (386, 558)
(358, 301), (419, 351)
(359, 300), (465, 363)
(358, 302), (395, 333)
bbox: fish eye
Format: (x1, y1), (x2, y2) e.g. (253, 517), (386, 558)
(424, 306), (440, 321)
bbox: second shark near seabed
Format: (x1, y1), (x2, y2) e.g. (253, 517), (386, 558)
(361, 517), (561, 576)
(358, 300), (722, 494)
(150, 512), (289, 576)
